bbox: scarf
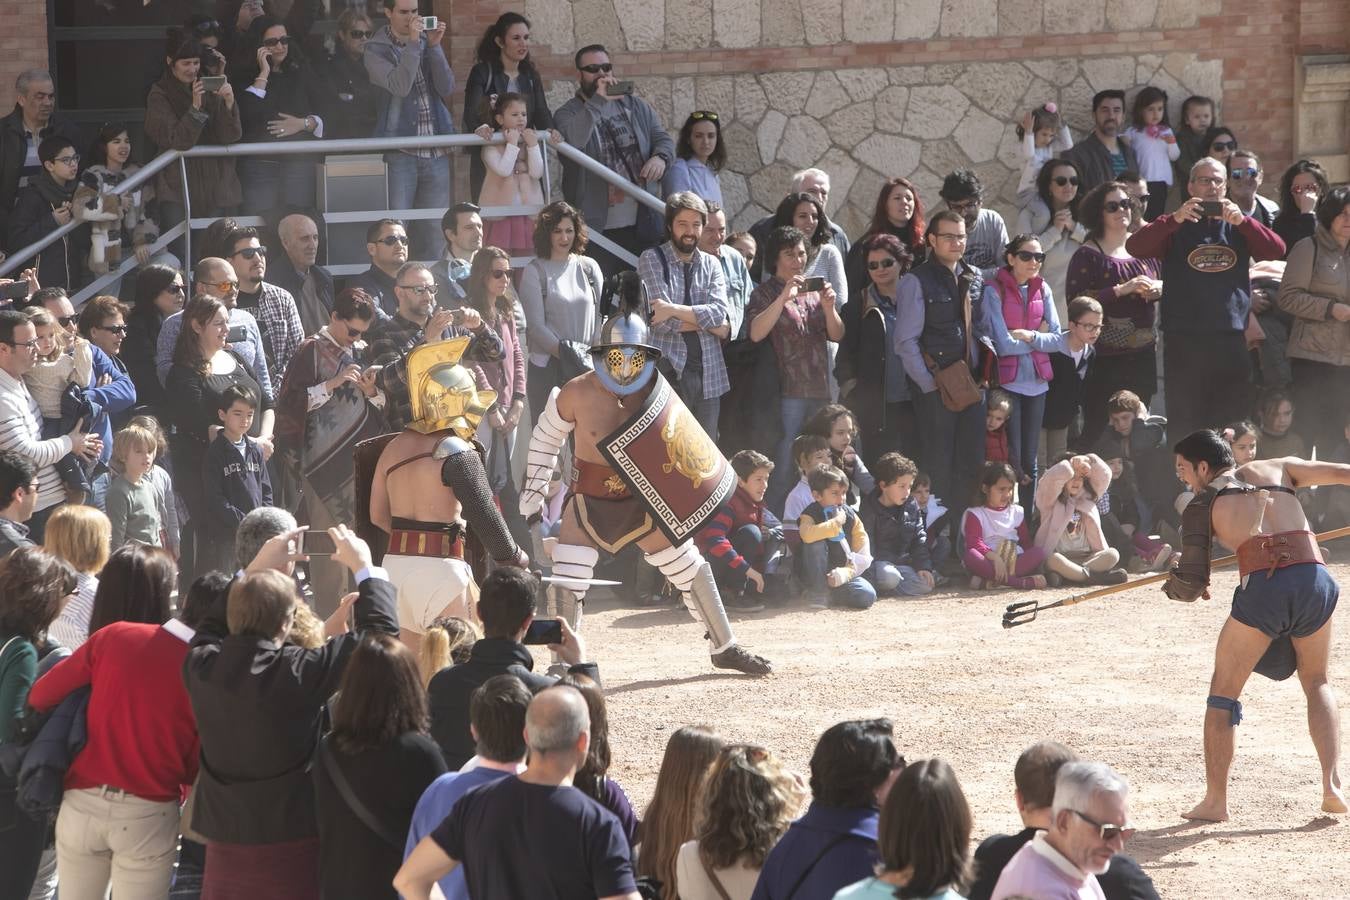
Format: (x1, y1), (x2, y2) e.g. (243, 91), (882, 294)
(32, 170), (74, 209)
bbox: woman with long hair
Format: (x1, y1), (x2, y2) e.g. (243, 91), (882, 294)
(416, 615), (477, 688)
(677, 743), (807, 900)
(0, 547), (78, 898)
(845, 177), (926, 300)
(1272, 158), (1330, 252)
(123, 264), (185, 412)
(663, 111), (726, 205)
(636, 725), (725, 899)
(80, 121), (172, 278)
(314, 633), (447, 899)
(761, 192), (848, 308)
(44, 504), (112, 649)
(87, 543), (177, 633)
(1016, 158), (1085, 323)
(558, 673), (638, 847)
(234, 15), (325, 213)
(463, 12), (557, 197)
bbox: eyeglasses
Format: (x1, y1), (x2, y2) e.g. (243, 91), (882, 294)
(947, 199), (981, 213)
(1072, 321), (1104, 332)
(1211, 140), (1237, 152)
(932, 232), (967, 244)
(56, 315), (79, 327)
(1103, 199), (1137, 214)
(1071, 810), (1135, 842)
(97, 324), (128, 335)
(690, 110), (719, 121)
(262, 36), (291, 47)
(346, 29), (372, 38)
(53, 154), (80, 166)
(201, 279), (239, 293)
(1229, 167), (1259, 180)
(1193, 176), (1225, 187)
(867, 258), (896, 271)
(1051, 176), (1080, 187)
(23, 482), (39, 494)
(397, 283), (437, 295)
(579, 63), (613, 74)
(376, 234), (409, 247)
(1, 339), (39, 350)
(1013, 250), (1047, 263)
(232, 246), (267, 259)
(489, 269), (512, 280)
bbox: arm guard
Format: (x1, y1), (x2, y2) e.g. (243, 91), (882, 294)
(1164, 486), (1215, 601)
(438, 439), (526, 566)
(520, 387), (573, 518)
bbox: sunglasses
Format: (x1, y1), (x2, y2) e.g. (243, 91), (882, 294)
(1103, 199), (1137, 214)
(376, 234), (409, 246)
(194, 19), (222, 33)
(397, 283), (437, 295)
(1071, 810), (1135, 843)
(1211, 140), (1237, 152)
(489, 269), (512, 280)
(56, 315), (79, 327)
(690, 110), (719, 122)
(346, 29), (372, 38)
(1229, 167), (1259, 180)
(262, 36), (291, 47)
(166, 283), (185, 295)
(201, 279), (239, 293)
(344, 323), (368, 338)
(867, 258), (896, 271)
(1052, 175), (1080, 187)
(97, 324), (128, 335)
(579, 63), (613, 74)
(232, 246), (267, 259)
(1013, 250), (1047, 263)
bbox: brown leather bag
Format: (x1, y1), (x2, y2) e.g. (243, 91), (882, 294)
(923, 276), (981, 412)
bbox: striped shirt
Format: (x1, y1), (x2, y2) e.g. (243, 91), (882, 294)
(0, 368), (74, 512)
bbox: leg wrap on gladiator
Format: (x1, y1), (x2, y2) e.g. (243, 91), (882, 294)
(1207, 695), (1243, 726)
(520, 388), (573, 517)
(647, 542), (736, 653)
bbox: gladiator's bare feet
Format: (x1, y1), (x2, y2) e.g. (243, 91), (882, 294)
(1181, 797), (1229, 822)
(1322, 787), (1348, 814)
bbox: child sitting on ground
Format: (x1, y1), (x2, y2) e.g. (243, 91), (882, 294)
(105, 422), (164, 549)
(804, 404), (874, 507)
(23, 307), (94, 498)
(782, 433), (832, 545)
(798, 465), (876, 610)
(963, 461), (1046, 590)
(912, 472), (951, 567)
(1034, 453), (1128, 587)
(202, 385), (272, 574)
(859, 452), (936, 597)
(1256, 389), (1306, 459)
(697, 449), (786, 612)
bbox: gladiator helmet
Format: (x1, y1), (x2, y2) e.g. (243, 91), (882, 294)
(591, 271), (662, 396)
(406, 337), (497, 439)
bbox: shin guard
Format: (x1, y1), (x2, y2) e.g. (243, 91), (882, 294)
(647, 542), (736, 653)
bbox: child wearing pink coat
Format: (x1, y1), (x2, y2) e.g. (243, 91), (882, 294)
(1034, 453), (1128, 586)
(479, 92), (544, 256)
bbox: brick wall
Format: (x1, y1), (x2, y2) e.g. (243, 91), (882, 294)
(0, 0), (50, 108)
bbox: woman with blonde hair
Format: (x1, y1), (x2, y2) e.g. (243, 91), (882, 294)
(636, 726), (725, 899)
(416, 615), (478, 688)
(45, 504), (113, 649)
(677, 743), (808, 900)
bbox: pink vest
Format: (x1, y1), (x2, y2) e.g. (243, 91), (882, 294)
(995, 268), (1054, 384)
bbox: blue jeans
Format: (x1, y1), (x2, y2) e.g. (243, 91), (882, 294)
(867, 562), (935, 597)
(385, 152), (452, 258)
(238, 156), (317, 218)
(688, 395), (721, 443)
(768, 396), (825, 514)
(1004, 389), (1046, 497)
(800, 540), (877, 609)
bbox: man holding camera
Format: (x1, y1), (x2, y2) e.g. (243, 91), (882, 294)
(1126, 157), (1285, 440)
(554, 44), (674, 278)
(364, 0), (455, 259)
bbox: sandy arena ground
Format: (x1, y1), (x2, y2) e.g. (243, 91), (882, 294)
(583, 552), (1350, 899)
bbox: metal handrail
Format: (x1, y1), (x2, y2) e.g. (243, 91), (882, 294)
(1, 129), (665, 283)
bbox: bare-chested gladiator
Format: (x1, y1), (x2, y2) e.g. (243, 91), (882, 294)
(1167, 429), (1348, 821)
(519, 272), (771, 675)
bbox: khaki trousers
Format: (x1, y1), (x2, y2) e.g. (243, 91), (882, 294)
(54, 786), (180, 900)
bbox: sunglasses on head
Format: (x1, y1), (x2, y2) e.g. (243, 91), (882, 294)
(690, 110), (718, 121)
(376, 234), (409, 246)
(1211, 140), (1237, 152)
(1052, 175), (1080, 187)
(262, 36), (291, 47)
(579, 63), (613, 74)
(233, 246), (267, 259)
(1103, 199), (1136, 214)
(1013, 250), (1047, 263)
(867, 258), (896, 270)
(346, 29), (372, 38)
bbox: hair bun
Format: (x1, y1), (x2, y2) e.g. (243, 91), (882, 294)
(1043, 102), (1058, 114)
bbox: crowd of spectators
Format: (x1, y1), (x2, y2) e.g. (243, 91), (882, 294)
(0, 5), (1347, 898)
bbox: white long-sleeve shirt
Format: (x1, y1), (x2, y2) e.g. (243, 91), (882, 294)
(0, 368), (75, 512)
(1123, 125), (1180, 183)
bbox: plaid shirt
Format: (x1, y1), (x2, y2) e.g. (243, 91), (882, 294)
(369, 313), (504, 430)
(236, 282), (305, 385)
(638, 243), (730, 400)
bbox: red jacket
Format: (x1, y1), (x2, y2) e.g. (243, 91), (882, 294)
(28, 621), (198, 802)
(986, 425), (1010, 467)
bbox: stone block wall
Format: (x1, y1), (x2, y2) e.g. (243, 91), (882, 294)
(0, 0), (52, 108)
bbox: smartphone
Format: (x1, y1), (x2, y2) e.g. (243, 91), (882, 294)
(421, 15), (438, 30)
(299, 530), (337, 557)
(801, 276), (825, 293)
(1198, 200), (1224, 218)
(226, 324), (249, 344)
(200, 75), (227, 93)
(608, 81), (635, 96)
(523, 619), (562, 645)
(0, 281), (29, 301)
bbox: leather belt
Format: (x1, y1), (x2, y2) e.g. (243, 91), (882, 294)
(572, 458), (631, 499)
(1237, 530), (1322, 578)
(387, 528), (465, 560)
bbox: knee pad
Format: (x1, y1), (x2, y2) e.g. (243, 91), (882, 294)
(1207, 695), (1243, 726)
(549, 543), (599, 597)
(645, 541), (703, 593)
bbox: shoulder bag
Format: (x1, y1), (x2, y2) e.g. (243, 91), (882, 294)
(923, 276), (981, 412)
(317, 737), (404, 849)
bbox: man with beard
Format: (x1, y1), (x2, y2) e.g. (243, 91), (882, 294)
(554, 45), (673, 278)
(939, 169), (1009, 283)
(635, 192), (730, 438)
(1062, 90), (1139, 195)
